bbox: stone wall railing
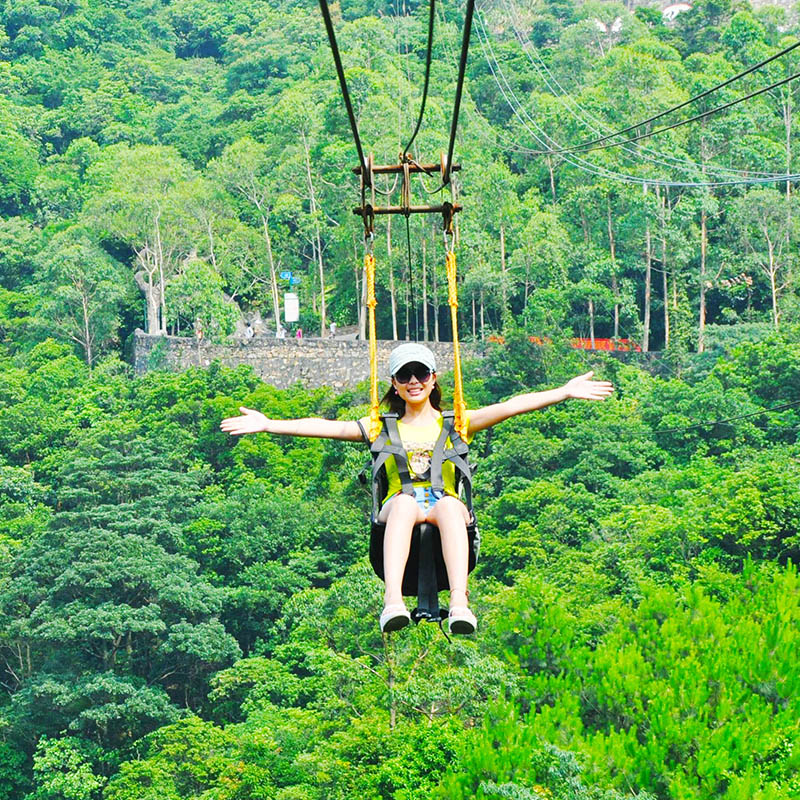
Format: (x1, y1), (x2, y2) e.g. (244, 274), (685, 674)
(132, 330), (480, 390)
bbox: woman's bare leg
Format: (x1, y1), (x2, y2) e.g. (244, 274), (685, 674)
(379, 494), (425, 606)
(427, 496), (471, 607)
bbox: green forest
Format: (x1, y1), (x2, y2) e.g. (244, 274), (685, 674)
(1, 0), (800, 797)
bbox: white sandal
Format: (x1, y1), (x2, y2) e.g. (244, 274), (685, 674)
(448, 606), (477, 635)
(380, 604), (410, 633)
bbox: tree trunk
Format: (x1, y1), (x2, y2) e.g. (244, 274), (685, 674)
(588, 298), (595, 347)
(500, 224), (508, 324)
(135, 265), (161, 335)
(432, 237), (439, 342)
(261, 215), (281, 331)
(422, 237), (429, 340)
(657, 185), (670, 349)
(524, 258), (530, 306)
(360, 260), (367, 340)
(607, 198), (619, 339)
(768, 239), (780, 328)
(386, 637), (396, 729)
(154, 214), (167, 335)
(206, 218), (217, 270)
(302, 131), (326, 337)
(472, 296), (476, 338)
(354, 238), (365, 339)
(546, 156), (557, 201)
(480, 287), (485, 340)
(387, 216), (398, 340)
(698, 203), (708, 353)
(643, 186), (652, 352)
(315, 226), (326, 337)
(82, 291), (93, 370)
(784, 90), (792, 246)
(405, 270), (410, 341)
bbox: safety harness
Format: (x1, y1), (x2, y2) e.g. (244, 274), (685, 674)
(360, 411), (480, 624)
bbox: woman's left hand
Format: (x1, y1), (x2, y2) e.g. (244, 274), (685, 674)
(563, 371), (614, 401)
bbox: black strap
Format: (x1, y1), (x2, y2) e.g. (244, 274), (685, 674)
(415, 524), (440, 621)
(402, 0), (436, 160)
(366, 414), (414, 522)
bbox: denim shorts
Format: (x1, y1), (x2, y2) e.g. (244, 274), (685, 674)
(413, 485), (444, 511)
(380, 487), (446, 518)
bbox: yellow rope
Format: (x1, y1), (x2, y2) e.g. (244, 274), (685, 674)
(446, 249), (467, 439)
(365, 252), (381, 441)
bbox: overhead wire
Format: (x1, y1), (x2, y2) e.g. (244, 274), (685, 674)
(499, 0), (794, 179)
(474, 12), (800, 188)
(497, 0), (750, 179)
(474, 13), (705, 186)
(530, 69), (800, 157)
(649, 399), (800, 436)
(537, 35), (800, 155)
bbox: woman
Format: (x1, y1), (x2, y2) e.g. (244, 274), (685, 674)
(220, 343), (613, 635)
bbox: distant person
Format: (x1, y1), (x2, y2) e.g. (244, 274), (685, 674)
(296, 327), (303, 340)
(330, 321), (337, 338)
(244, 323), (254, 340)
(221, 343), (613, 635)
(276, 324), (286, 339)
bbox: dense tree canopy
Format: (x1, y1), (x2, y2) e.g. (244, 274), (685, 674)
(1, 0), (799, 796)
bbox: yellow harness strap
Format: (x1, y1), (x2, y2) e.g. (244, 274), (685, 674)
(365, 251), (382, 441)
(446, 249), (467, 440)
(365, 240), (466, 443)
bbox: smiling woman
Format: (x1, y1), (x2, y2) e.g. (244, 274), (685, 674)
(220, 342), (614, 635)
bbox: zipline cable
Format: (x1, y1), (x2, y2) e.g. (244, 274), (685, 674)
(318, 0), (370, 182)
(443, 0), (477, 185)
(403, 0), (437, 160)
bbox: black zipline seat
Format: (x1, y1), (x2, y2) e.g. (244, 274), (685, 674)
(360, 412), (479, 622)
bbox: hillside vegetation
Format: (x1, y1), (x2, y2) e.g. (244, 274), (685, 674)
(1, 0), (799, 797)
(2, 0), (800, 353)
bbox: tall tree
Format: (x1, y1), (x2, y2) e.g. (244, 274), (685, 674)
(35, 227), (125, 368)
(84, 144), (198, 336)
(208, 138), (282, 331)
(730, 187), (798, 329)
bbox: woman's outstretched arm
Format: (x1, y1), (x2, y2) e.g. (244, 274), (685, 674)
(467, 371), (613, 435)
(220, 406), (366, 441)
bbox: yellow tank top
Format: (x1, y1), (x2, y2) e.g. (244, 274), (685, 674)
(382, 414), (472, 504)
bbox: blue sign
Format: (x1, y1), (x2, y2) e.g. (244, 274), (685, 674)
(279, 270), (293, 280)
(290, 276), (301, 286)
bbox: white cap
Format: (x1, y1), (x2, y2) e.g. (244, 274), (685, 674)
(388, 343), (437, 377)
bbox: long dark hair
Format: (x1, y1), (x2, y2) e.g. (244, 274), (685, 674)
(381, 380), (443, 417)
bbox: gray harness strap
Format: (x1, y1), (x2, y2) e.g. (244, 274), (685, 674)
(383, 415), (414, 495)
(361, 413), (478, 624)
(429, 411), (473, 511)
(369, 412), (473, 519)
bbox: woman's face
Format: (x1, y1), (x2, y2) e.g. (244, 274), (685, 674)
(392, 361), (436, 405)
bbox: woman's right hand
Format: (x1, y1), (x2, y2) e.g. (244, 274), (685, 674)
(220, 406), (270, 435)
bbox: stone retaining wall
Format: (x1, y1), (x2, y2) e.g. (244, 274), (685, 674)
(132, 330), (480, 390)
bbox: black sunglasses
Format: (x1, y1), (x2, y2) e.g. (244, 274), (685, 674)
(393, 363), (433, 384)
